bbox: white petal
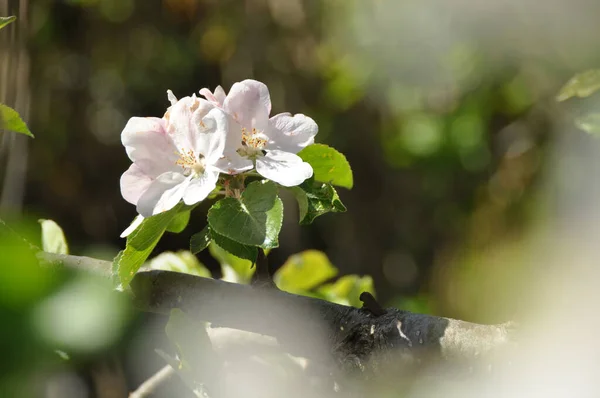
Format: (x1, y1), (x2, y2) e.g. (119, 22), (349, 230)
(182, 169), (220, 205)
(193, 107), (228, 164)
(120, 163), (153, 205)
(166, 94), (212, 151)
(120, 215), (145, 238)
(167, 90), (178, 106)
(199, 85), (226, 106)
(266, 113), (318, 154)
(223, 80), (271, 130)
(256, 150), (313, 187)
(136, 172), (189, 217)
(214, 151), (254, 174)
(121, 117), (179, 177)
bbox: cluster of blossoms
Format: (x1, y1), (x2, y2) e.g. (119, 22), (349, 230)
(120, 80), (318, 220)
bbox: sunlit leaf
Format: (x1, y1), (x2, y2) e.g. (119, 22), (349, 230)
(274, 250), (338, 293)
(289, 179), (346, 225)
(112, 204), (183, 288)
(148, 251), (211, 278)
(0, 104), (34, 137)
(557, 70), (600, 101)
(298, 144), (353, 189)
(39, 219), (68, 255)
(207, 180), (283, 249)
(0, 16), (16, 30)
(318, 275), (375, 307)
(209, 241), (255, 284)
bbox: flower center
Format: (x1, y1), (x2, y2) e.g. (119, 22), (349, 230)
(238, 127), (267, 158)
(176, 148), (206, 176)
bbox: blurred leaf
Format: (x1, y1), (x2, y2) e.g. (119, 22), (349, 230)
(318, 275), (375, 307)
(274, 250), (338, 293)
(113, 204), (183, 288)
(209, 241), (255, 284)
(211, 230), (257, 264)
(208, 181), (283, 249)
(298, 144), (353, 189)
(165, 309), (216, 377)
(39, 219), (68, 255)
(575, 112), (600, 134)
(148, 251), (211, 278)
(190, 226), (210, 254)
(166, 209), (191, 233)
(289, 179), (346, 225)
(557, 69), (600, 101)
(0, 104), (34, 137)
(0, 16), (16, 30)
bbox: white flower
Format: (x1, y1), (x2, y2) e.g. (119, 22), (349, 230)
(120, 91), (228, 218)
(200, 80), (318, 187)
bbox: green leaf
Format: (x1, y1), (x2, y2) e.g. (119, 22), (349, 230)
(0, 104), (34, 137)
(190, 226), (211, 254)
(0, 16), (16, 30)
(209, 241), (255, 284)
(207, 180), (283, 249)
(38, 219), (68, 254)
(557, 70), (600, 101)
(575, 112), (600, 135)
(317, 275), (375, 307)
(274, 250), (338, 293)
(298, 144), (353, 188)
(112, 204), (183, 288)
(148, 250), (211, 278)
(211, 230), (258, 264)
(166, 209), (191, 233)
(289, 180), (346, 225)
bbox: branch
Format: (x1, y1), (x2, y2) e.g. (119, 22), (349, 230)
(41, 252), (517, 373)
(129, 365), (175, 398)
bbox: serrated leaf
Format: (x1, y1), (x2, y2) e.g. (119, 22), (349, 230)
(0, 104), (33, 137)
(298, 143), (353, 188)
(112, 204), (183, 288)
(575, 112), (600, 134)
(148, 251), (211, 278)
(190, 226), (211, 254)
(0, 16), (16, 30)
(317, 275), (375, 307)
(207, 180), (283, 248)
(211, 230), (258, 264)
(39, 219), (68, 255)
(274, 250), (338, 293)
(557, 70), (600, 101)
(166, 209), (191, 233)
(209, 241), (255, 284)
(290, 179), (346, 225)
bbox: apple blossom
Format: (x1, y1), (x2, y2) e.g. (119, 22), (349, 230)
(200, 80), (318, 187)
(120, 91), (228, 218)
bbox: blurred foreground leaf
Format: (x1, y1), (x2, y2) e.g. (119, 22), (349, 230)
(298, 144), (353, 188)
(557, 69), (600, 101)
(0, 104), (34, 137)
(274, 250), (338, 293)
(39, 219), (68, 254)
(0, 16), (16, 30)
(575, 112), (600, 134)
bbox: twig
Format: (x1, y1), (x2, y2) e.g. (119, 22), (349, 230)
(129, 365), (175, 398)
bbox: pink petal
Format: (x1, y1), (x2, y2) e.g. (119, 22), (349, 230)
(256, 150), (313, 187)
(136, 172), (188, 217)
(223, 80), (271, 130)
(120, 163), (153, 205)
